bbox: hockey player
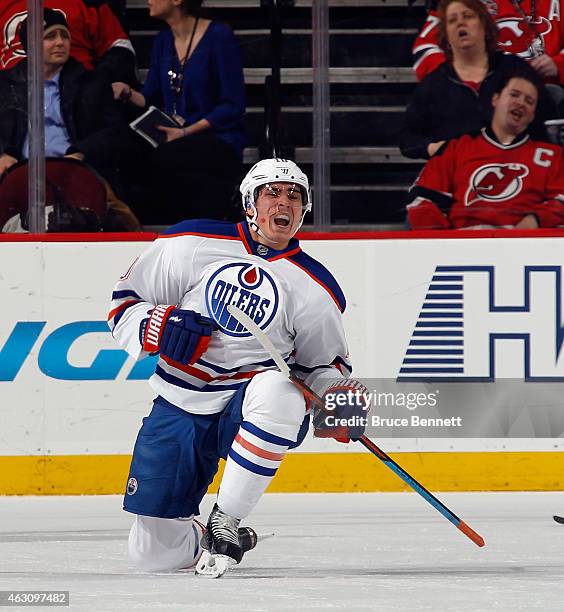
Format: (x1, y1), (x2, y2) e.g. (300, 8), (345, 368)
(0, 0), (135, 83)
(108, 159), (360, 576)
(407, 69), (564, 229)
(413, 0), (564, 84)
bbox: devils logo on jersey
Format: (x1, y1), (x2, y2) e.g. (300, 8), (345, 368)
(205, 262), (280, 337)
(465, 163), (529, 207)
(1, 7), (68, 68)
(496, 17), (552, 58)
(1, 10), (26, 68)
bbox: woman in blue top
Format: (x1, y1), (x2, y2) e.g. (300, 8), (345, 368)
(113, 0), (246, 223)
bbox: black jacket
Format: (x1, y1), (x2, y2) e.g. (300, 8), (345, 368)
(399, 52), (556, 160)
(0, 58), (126, 173)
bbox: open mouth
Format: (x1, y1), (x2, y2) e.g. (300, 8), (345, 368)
(273, 214), (291, 228)
(510, 108), (524, 121)
(457, 28), (469, 40)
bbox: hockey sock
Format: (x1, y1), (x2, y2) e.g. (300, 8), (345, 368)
(217, 421), (292, 519)
(128, 515), (203, 571)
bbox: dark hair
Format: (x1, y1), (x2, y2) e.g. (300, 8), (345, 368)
(179, 0), (204, 16)
(493, 65), (543, 98)
(437, 0), (498, 61)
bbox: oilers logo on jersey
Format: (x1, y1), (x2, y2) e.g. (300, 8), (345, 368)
(205, 262), (280, 337)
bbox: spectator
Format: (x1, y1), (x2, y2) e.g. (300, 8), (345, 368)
(406, 69), (564, 230)
(112, 0), (246, 224)
(413, 0), (564, 85)
(400, 0), (556, 160)
(0, 8), (141, 231)
(0, 0), (136, 85)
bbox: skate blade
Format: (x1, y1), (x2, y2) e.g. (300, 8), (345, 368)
(195, 550), (236, 578)
(256, 532), (275, 543)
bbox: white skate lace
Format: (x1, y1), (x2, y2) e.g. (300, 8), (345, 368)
(210, 508), (240, 547)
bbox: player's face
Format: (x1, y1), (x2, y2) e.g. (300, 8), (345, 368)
(445, 2), (485, 53)
(43, 28), (70, 70)
(252, 182), (305, 249)
(492, 78), (538, 136)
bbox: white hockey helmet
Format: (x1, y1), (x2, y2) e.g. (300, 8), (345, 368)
(240, 158), (312, 237)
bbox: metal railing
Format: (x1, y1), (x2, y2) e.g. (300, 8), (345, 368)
(27, 0), (46, 233)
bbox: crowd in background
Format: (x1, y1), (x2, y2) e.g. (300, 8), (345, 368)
(404, 0), (564, 229)
(0, 0), (245, 231)
(1, 0), (564, 231)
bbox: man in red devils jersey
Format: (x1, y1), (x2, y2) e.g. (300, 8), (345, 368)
(0, 0), (135, 83)
(108, 159), (365, 577)
(407, 70), (564, 229)
(413, 0), (564, 83)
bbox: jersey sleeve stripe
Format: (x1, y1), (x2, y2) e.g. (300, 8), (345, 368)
(107, 299), (142, 324)
(413, 42), (439, 55)
(110, 39), (135, 54)
(409, 186), (454, 212)
(155, 365), (246, 392)
(111, 290), (142, 300)
(161, 355), (214, 382)
(218, 370), (262, 381)
(413, 47), (444, 71)
(196, 356), (281, 374)
(161, 355), (265, 383)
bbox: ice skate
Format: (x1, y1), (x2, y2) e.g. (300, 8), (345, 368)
(195, 504), (251, 578)
(197, 519), (258, 556)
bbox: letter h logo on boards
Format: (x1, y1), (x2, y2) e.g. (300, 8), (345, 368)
(398, 266), (564, 381)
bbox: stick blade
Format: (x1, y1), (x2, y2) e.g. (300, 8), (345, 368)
(553, 515), (564, 524)
(457, 520), (485, 547)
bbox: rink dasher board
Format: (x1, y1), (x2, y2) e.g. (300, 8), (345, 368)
(1, 231), (564, 494)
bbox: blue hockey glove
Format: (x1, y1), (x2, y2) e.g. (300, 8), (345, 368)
(313, 378), (370, 443)
(142, 305), (218, 365)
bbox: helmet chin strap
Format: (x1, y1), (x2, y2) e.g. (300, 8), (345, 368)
(245, 203), (307, 246)
(246, 206), (279, 245)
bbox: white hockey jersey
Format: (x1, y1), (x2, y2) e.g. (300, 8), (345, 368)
(108, 219), (352, 415)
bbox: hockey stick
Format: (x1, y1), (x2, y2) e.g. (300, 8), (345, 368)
(226, 305), (486, 548)
(553, 515), (564, 524)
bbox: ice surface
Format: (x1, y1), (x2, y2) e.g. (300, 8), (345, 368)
(1, 492), (564, 611)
